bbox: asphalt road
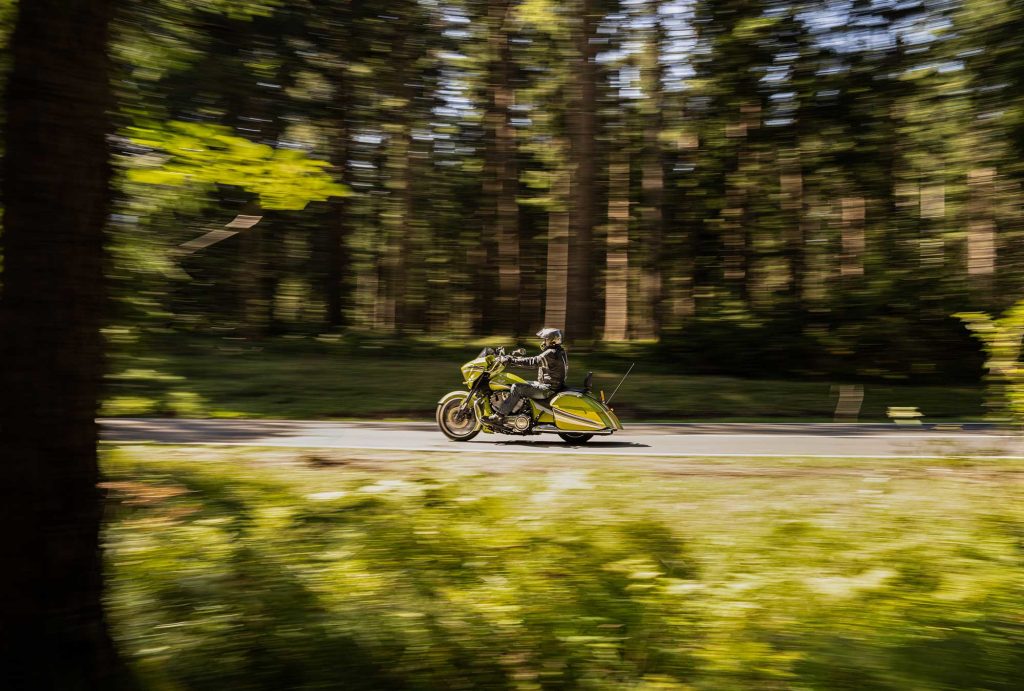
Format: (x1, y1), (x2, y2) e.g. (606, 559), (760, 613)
(100, 419), (1024, 458)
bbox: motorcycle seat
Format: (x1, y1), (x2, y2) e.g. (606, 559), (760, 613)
(556, 372), (594, 395)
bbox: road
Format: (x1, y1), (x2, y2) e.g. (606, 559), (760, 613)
(100, 419), (1024, 458)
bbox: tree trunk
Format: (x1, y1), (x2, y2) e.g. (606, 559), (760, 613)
(967, 168), (996, 302)
(240, 220), (268, 338)
(325, 68), (351, 331)
(567, 0), (598, 339)
(0, 0), (128, 687)
(604, 148), (630, 341)
(779, 153), (806, 316)
(723, 104), (759, 306)
(325, 202), (349, 330)
(840, 196), (866, 279)
(637, 4), (664, 339)
(482, 0), (520, 335)
(380, 122), (411, 332)
(545, 161), (571, 331)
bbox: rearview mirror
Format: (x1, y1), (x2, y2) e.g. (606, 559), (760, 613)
(512, 348), (526, 356)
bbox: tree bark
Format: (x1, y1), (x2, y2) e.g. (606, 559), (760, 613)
(0, 0), (129, 687)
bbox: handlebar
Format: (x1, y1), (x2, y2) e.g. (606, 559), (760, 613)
(489, 347), (526, 370)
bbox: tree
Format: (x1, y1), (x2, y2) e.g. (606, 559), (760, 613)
(480, 0), (522, 335)
(635, 0), (666, 339)
(0, 0), (129, 686)
(566, 0), (600, 340)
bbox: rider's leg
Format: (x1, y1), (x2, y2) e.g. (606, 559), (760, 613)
(493, 382), (552, 420)
(495, 383), (526, 416)
(520, 382), (553, 402)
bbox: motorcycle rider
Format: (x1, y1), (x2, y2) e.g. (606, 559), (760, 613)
(486, 327), (568, 424)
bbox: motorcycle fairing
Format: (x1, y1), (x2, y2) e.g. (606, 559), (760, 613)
(461, 357), (490, 386)
(488, 371), (528, 390)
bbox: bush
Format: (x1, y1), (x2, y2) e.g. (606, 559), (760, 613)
(957, 300), (1024, 422)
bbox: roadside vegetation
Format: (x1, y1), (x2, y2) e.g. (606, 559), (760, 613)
(104, 445), (1024, 689)
(103, 336), (985, 422)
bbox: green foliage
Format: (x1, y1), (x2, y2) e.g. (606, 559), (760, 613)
(126, 121), (347, 211)
(184, 0), (283, 20)
(957, 300), (1024, 421)
(102, 336), (984, 420)
(95, 0), (1024, 381)
(104, 446), (1024, 689)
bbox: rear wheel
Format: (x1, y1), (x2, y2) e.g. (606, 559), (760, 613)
(558, 432), (593, 444)
(437, 395), (480, 441)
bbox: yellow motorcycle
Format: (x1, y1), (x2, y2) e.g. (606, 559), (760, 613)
(436, 346), (623, 443)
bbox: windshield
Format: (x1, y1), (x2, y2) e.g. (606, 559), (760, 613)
(478, 347), (494, 358)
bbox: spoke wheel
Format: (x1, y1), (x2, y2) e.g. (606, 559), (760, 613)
(437, 396), (480, 441)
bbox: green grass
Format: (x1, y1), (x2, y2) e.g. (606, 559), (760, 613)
(104, 445), (1024, 690)
(102, 336), (985, 421)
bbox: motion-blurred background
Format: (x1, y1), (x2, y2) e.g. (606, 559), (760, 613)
(90, 0), (1024, 419)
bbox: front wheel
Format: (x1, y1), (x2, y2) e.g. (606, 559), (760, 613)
(558, 432), (593, 444)
(437, 394), (480, 441)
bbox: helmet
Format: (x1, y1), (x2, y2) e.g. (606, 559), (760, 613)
(537, 327), (563, 348)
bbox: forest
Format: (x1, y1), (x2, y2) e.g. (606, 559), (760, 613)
(87, 0), (1022, 382)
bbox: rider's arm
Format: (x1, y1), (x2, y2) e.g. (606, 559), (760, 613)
(510, 349), (556, 368)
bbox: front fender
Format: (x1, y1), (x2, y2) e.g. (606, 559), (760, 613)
(437, 390), (484, 432)
(437, 390), (471, 407)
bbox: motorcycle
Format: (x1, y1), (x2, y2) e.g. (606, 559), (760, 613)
(436, 346), (623, 443)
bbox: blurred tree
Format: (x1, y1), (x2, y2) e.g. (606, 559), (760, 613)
(0, 0), (130, 686)
(78, 0), (1024, 380)
(566, 0), (601, 340)
(479, 0), (522, 335)
(635, 0), (667, 339)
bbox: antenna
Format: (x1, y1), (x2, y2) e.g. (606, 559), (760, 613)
(606, 362), (635, 405)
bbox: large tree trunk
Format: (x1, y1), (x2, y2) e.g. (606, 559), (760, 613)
(779, 152), (806, 316)
(566, 0), (598, 339)
(840, 195), (866, 279)
(481, 0), (520, 335)
(0, 0), (127, 687)
(966, 167), (996, 303)
(325, 201), (350, 330)
(603, 147), (630, 341)
(325, 68), (352, 331)
(544, 161), (571, 331)
(636, 5), (665, 339)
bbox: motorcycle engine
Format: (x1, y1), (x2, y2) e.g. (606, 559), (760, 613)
(489, 391), (525, 414)
(510, 414), (531, 432)
(489, 391), (509, 410)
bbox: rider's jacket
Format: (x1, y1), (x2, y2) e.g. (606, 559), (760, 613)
(510, 345), (568, 389)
